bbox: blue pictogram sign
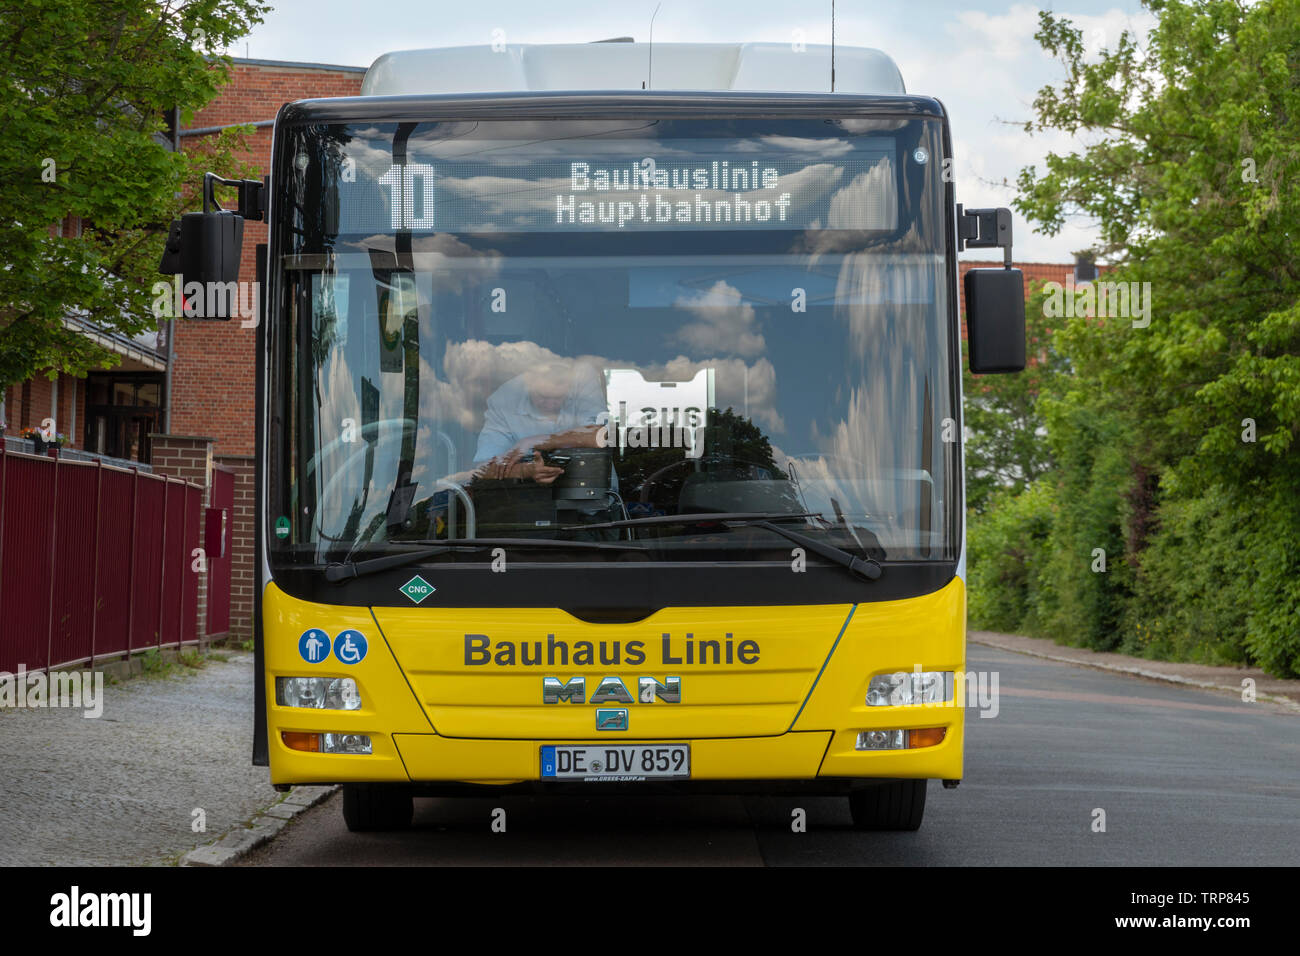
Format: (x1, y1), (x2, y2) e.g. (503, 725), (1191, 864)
(298, 628), (330, 663)
(333, 629), (368, 665)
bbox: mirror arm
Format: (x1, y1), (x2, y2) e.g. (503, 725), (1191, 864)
(956, 204), (1013, 268)
(203, 172), (266, 222)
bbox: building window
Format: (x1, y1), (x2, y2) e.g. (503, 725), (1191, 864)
(84, 372), (165, 463)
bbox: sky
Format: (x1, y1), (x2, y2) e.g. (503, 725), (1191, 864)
(232, 0), (1158, 263)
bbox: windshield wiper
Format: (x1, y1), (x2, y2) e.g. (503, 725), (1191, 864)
(564, 512), (883, 582)
(324, 537), (647, 583)
(750, 519), (883, 581)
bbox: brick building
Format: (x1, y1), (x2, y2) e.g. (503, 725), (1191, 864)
(167, 58), (366, 454)
(1, 268), (169, 464)
(160, 58), (366, 639)
(1, 56), (365, 473)
(2, 53), (1088, 645)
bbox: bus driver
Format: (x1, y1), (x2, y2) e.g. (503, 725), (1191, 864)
(472, 361), (608, 484)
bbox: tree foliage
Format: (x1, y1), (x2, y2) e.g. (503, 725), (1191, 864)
(962, 283), (1067, 514)
(0, 0), (269, 388)
(971, 0), (1300, 675)
(967, 480), (1055, 633)
(1016, 0), (1300, 484)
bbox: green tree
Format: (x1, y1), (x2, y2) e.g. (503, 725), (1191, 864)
(1016, 0), (1300, 489)
(0, 0), (269, 388)
(962, 282), (1066, 514)
(967, 479), (1056, 633)
(1005, 0), (1300, 674)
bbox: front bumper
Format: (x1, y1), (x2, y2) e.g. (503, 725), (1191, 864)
(263, 578), (967, 786)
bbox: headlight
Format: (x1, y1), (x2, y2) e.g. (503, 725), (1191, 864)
(855, 729), (907, 750)
(276, 677), (362, 710)
(322, 733), (372, 754)
(866, 671), (954, 706)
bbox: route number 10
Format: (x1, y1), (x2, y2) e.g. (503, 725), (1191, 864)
(378, 163), (436, 230)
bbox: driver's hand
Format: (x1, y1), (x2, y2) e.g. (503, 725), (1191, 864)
(475, 450), (563, 483)
(476, 447), (521, 480)
(525, 451), (563, 485)
(511, 434), (551, 456)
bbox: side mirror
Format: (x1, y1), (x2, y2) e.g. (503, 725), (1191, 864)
(965, 268), (1026, 374)
(161, 211), (243, 278)
(159, 173), (265, 319)
(956, 204), (1026, 374)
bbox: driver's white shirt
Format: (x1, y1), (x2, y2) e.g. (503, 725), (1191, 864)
(473, 366), (607, 463)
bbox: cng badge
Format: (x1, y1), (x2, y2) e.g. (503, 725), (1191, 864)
(400, 575), (435, 604)
(596, 708), (628, 731)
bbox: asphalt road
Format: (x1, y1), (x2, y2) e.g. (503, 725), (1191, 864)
(238, 645), (1300, 866)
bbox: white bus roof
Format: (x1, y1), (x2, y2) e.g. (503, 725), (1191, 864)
(362, 42), (904, 97)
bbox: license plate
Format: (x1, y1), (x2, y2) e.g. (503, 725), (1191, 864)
(540, 744), (690, 781)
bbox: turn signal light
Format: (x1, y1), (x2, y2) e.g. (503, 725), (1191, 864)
(907, 727), (946, 749)
(282, 732), (320, 752)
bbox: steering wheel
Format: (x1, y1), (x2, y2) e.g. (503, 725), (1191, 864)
(296, 417), (410, 546)
(635, 454), (790, 513)
(298, 418), (461, 545)
(318, 424), (476, 549)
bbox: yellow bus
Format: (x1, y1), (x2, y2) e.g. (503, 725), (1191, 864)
(167, 41), (1025, 832)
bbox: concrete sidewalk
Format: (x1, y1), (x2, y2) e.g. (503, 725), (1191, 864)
(970, 630), (1300, 711)
(0, 652), (282, 865)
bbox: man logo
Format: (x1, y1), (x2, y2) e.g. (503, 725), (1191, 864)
(542, 676), (681, 704)
(596, 708), (628, 731)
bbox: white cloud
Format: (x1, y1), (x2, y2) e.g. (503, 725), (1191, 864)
(952, 3), (1044, 59)
(673, 280), (766, 358)
(241, 0), (1160, 262)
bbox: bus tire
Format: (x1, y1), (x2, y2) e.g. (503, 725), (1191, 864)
(342, 784), (414, 832)
(848, 779), (927, 831)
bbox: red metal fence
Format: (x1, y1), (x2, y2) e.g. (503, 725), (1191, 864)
(0, 439), (203, 674)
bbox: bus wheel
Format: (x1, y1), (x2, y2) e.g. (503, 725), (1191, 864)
(848, 780), (927, 831)
(342, 784), (414, 832)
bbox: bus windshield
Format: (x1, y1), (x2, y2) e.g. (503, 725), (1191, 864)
(268, 114), (958, 570)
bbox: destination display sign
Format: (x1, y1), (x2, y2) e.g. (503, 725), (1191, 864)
(334, 140), (898, 234)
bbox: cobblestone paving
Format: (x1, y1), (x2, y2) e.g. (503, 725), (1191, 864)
(0, 653), (278, 866)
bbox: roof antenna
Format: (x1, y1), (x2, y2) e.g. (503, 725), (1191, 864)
(831, 0), (836, 92)
(646, 2), (661, 90)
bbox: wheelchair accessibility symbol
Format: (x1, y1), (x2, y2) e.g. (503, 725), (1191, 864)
(333, 630), (368, 665)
